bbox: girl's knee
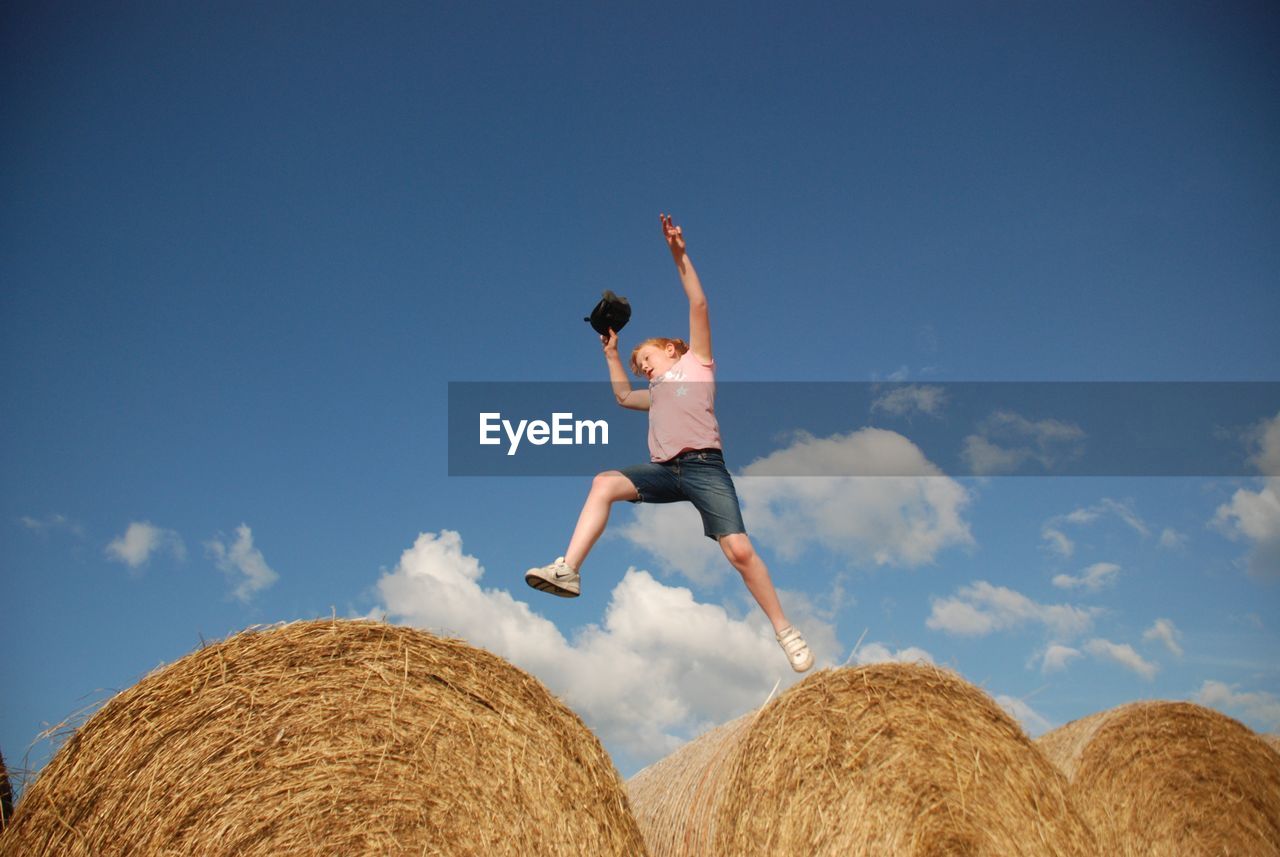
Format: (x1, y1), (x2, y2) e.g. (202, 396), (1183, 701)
(591, 471), (638, 501)
(719, 533), (755, 567)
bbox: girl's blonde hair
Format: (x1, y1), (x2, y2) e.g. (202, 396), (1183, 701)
(629, 337), (689, 376)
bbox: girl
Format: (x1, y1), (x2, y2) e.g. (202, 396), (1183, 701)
(525, 214), (814, 672)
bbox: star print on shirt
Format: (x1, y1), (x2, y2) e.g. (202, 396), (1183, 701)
(675, 385), (689, 397)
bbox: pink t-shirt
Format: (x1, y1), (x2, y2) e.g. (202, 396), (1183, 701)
(647, 350), (722, 462)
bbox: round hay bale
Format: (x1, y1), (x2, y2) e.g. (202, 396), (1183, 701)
(0, 619), (645, 856)
(1036, 701), (1280, 856)
(628, 663), (1097, 856)
(0, 749), (12, 830)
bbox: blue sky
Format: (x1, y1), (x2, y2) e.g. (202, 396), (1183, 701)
(3, 2), (1278, 781)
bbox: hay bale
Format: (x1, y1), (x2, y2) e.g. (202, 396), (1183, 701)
(1263, 733), (1280, 754)
(0, 619), (646, 856)
(628, 663), (1097, 856)
(0, 749), (12, 830)
(1037, 701), (1280, 856)
(628, 714), (756, 856)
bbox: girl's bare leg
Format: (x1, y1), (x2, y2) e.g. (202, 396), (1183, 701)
(564, 471), (639, 570)
(718, 533), (790, 632)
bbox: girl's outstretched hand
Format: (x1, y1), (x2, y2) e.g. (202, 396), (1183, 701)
(601, 328), (620, 359)
(660, 212), (686, 259)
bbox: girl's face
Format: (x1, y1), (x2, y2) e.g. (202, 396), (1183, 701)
(635, 344), (679, 380)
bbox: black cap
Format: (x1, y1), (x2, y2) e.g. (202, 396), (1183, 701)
(584, 290), (631, 336)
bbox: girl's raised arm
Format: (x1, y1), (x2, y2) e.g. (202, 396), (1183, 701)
(661, 213), (711, 364)
(601, 328), (650, 410)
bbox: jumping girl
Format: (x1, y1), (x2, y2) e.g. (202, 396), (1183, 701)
(525, 214), (814, 672)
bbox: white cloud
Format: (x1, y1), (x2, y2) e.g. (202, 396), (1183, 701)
(961, 435), (1029, 475)
(926, 597), (996, 636)
(1195, 680), (1280, 730)
(1158, 528), (1187, 549)
(1052, 561), (1121, 592)
(961, 410), (1086, 475)
(926, 581), (1097, 639)
(105, 521), (186, 568)
(20, 513), (84, 537)
(1103, 499), (1150, 537)
(374, 530), (835, 770)
(1084, 638), (1158, 680)
(1064, 508), (1099, 525)
(1041, 527), (1074, 558)
(206, 524), (279, 602)
(1245, 410), (1280, 476)
(1143, 618), (1184, 657)
(1210, 413), (1280, 579)
(740, 427), (946, 478)
(614, 504), (727, 585)
(871, 365), (912, 382)
(996, 694), (1055, 737)
(1056, 498), (1151, 538)
(870, 384), (947, 419)
(618, 428), (974, 581)
(1040, 644), (1083, 674)
(849, 641), (935, 666)
(1212, 477), (1280, 579)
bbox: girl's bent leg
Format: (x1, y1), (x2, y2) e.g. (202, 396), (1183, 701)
(718, 533), (789, 632)
(721, 533), (814, 672)
(565, 471), (639, 570)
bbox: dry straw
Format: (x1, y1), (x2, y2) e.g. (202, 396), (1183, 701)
(628, 663), (1097, 856)
(1264, 733), (1280, 753)
(1037, 701), (1280, 856)
(0, 619), (645, 856)
(0, 749), (12, 831)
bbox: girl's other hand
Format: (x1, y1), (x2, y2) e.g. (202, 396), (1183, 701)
(601, 328), (619, 358)
(660, 212), (686, 258)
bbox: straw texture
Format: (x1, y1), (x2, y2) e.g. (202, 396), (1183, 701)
(0, 619), (646, 856)
(0, 749), (12, 830)
(1037, 701), (1280, 856)
(1263, 733), (1280, 753)
(628, 663), (1097, 856)
(628, 713), (756, 857)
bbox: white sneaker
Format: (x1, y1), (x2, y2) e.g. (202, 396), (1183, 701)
(776, 625), (814, 672)
(524, 556), (580, 598)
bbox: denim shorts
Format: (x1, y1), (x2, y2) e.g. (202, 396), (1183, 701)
(619, 448), (747, 541)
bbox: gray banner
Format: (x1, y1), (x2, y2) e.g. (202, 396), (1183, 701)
(448, 382), (1280, 477)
